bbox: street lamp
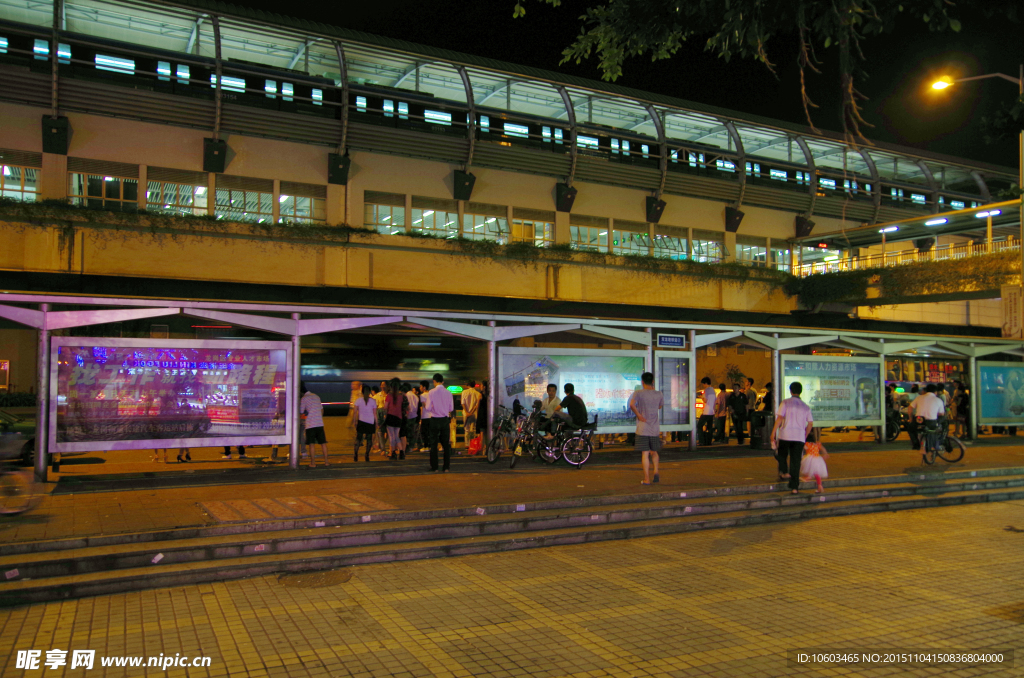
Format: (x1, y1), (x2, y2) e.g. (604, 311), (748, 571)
(932, 66), (1024, 338)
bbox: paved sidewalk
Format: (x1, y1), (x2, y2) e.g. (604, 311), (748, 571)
(4, 435), (1024, 545)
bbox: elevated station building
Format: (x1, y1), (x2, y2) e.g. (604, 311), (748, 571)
(1, 0), (1022, 475)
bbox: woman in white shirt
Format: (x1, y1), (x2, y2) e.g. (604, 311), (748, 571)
(353, 384), (378, 462)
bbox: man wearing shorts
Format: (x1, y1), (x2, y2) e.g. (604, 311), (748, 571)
(629, 372), (664, 485)
(300, 382), (328, 467)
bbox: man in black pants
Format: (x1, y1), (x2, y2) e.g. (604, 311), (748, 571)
(698, 377), (717, 446)
(424, 373), (454, 472)
(769, 381), (814, 493)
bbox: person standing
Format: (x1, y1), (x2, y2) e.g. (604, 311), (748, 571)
(373, 384), (387, 454)
(745, 378), (758, 442)
(425, 373), (454, 472)
(460, 380), (481, 450)
(769, 381), (814, 493)
(384, 377), (407, 461)
(698, 377), (716, 446)
(300, 382), (329, 467)
(727, 383), (749, 445)
(629, 372), (664, 485)
(404, 382), (419, 455)
(352, 384), (377, 462)
(713, 383), (728, 443)
(477, 380), (490, 443)
(418, 380), (433, 452)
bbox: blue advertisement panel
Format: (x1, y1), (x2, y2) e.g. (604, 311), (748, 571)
(50, 338), (292, 453)
(978, 362), (1024, 424)
(782, 357), (882, 425)
(657, 355), (690, 428)
(498, 348), (646, 432)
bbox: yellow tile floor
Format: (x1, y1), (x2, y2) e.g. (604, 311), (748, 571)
(2, 501), (1023, 677)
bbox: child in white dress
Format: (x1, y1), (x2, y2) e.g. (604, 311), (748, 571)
(800, 431), (829, 493)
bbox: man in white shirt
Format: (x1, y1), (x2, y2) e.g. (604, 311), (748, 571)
(418, 380), (432, 452)
(909, 384), (945, 455)
(405, 384), (420, 452)
(770, 381), (814, 493)
(300, 382), (329, 467)
(460, 380), (481, 448)
(698, 377), (716, 446)
(425, 373), (454, 472)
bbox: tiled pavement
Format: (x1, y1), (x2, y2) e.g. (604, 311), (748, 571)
(2, 500), (1023, 677)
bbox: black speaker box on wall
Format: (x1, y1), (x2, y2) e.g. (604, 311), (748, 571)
(556, 183), (577, 213)
(795, 215), (816, 239)
(41, 116), (71, 155)
(203, 138), (228, 174)
(453, 170), (476, 201)
(645, 196), (666, 224)
(328, 153), (351, 185)
(724, 206), (745, 233)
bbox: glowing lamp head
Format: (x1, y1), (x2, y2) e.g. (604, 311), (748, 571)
(931, 78), (953, 90)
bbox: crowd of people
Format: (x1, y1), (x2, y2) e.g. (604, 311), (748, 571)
(696, 377), (773, 446)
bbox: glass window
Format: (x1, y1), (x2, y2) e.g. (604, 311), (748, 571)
(146, 181), (208, 216)
(398, 102), (408, 120)
(770, 245), (791, 272)
(210, 74), (246, 93)
(844, 179), (859, 194)
(554, 128), (563, 144)
(611, 139), (620, 154)
(890, 187), (904, 201)
(425, 110), (452, 126)
(801, 246), (842, 270)
(796, 171), (810, 185)
(364, 203), (406, 234)
(950, 199), (965, 210)
(687, 152), (704, 168)
(282, 82), (294, 102)
(670, 150), (678, 163)
(383, 99), (394, 117)
(463, 212), (510, 242)
(312, 89), (323, 105)
(736, 236), (768, 266)
(96, 54), (134, 74)
(577, 135), (599, 150)
(653, 234), (687, 260)
(68, 173), (138, 211)
(0, 37), (7, 54)
(641, 144), (650, 158)
(157, 61), (171, 81)
(612, 229), (650, 255)
(542, 126), (551, 142)
(279, 195), (326, 224)
(570, 225), (608, 251)
(264, 80), (277, 98)
(770, 168), (787, 181)
(504, 122), (529, 138)
(691, 230), (725, 262)
(510, 219), (553, 247)
(621, 140), (631, 156)
(1, 165), (40, 202)
(33, 39), (67, 62)
(715, 159), (736, 172)
(745, 162), (761, 177)
(355, 95), (367, 112)
(215, 188), (273, 222)
(479, 115), (489, 131)
(411, 207), (458, 238)
(819, 177), (837, 190)
(176, 64), (190, 85)
(911, 193), (927, 205)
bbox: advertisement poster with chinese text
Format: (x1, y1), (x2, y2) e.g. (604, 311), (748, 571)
(782, 358), (882, 425)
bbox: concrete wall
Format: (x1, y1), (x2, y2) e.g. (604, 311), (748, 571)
(859, 298), (1002, 329)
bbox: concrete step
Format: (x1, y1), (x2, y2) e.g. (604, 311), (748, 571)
(2, 474), (1023, 606)
(6, 465), (1022, 557)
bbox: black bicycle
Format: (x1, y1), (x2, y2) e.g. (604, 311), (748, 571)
(918, 416), (965, 465)
(486, 407), (519, 464)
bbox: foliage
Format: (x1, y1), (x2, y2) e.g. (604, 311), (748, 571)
(0, 392), (36, 408)
(785, 269), (872, 306)
(512, 0), (1011, 142)
(982, 93), (1024, 199)
(725, 363), (746, 385)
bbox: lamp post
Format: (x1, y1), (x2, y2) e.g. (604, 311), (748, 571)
(932, 66), (1024, 338)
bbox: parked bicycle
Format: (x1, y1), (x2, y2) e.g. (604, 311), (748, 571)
(1, 433), (43, 515)
(508, 402), (598, 469)
(918, 415), (965, 465)
(486, 407), (519, 464)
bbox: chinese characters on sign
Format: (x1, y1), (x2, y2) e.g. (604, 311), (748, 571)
(54, 344), (288, 448)
(783, 359), (882, 425)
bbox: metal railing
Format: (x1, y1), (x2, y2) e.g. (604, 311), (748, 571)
(794, 239), (1020, 277)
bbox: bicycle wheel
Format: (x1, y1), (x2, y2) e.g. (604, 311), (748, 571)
(561, 436), (592, 467)
(937, 435), (965, 463)
(486, 432), (507, 464)
(0, 470), (41, 515)
(537, 442), (561, 464)
(885, 416), (900, 442)
(509, 441), (521, 469)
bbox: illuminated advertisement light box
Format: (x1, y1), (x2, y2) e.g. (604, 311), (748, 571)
(49, 338), (293, 453)
(498, 348), (648, 433)
(656, 352), (692, 431)
(781, 355), (883, 427)
(978, 361), (1024, 424)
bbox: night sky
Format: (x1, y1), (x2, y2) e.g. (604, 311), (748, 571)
(245, 0), (1021, 170)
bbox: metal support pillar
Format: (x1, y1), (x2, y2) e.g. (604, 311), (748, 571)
(34, 303), (50, 483)
(487, 320), (496, 441)
(772, 333), (781, 414)
(688, 329), (697, 451)
(289, 312), (300, 469)
(969, 353), (978, 441)
(878, 339), (886, 445)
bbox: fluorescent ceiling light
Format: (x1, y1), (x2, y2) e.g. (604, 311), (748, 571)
(924, 218), (947, 226)
(975, 209), (1001, 218)
(878, 226), (898, 233)
(422, 210), (434, 217)
(823, 255), (839, 261)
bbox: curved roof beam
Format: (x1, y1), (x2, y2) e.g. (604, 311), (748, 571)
(914, 160), (939, 213)
(333, 41), (349, 153)
(743, 135), (792, 156)
(393, 61), (428, 89)
(457, 65), (475, 168)
(556, 85), (578, 186)
(970, 170), (993, 202)
(287, 38), (316, 69)
(185, 15), (206, 54)
(857, 148), (882, 223)
(690, 124), (729, 144)
(644, 104), (667, 197)
(794, 136), (817, 216)
(476, 80), (520, 106)
(723, 120), (746, 206)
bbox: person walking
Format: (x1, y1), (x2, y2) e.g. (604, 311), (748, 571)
(460, 380), (481, 451)
(800, 432), (829, 493)
(698, 377), (716, 446)
(769, 381), (814, 494)
(384, 377), (407, 461)
(713, 383), (728, 443)
(352, 384), (377, 462)
(372, 385), (387, 454)
(300, 382), (329, 467)
(629, 372), (664, 485)
(745, 378), (758, 442)
(425, 373), (454, 472)
(727, 383), (748, 445)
